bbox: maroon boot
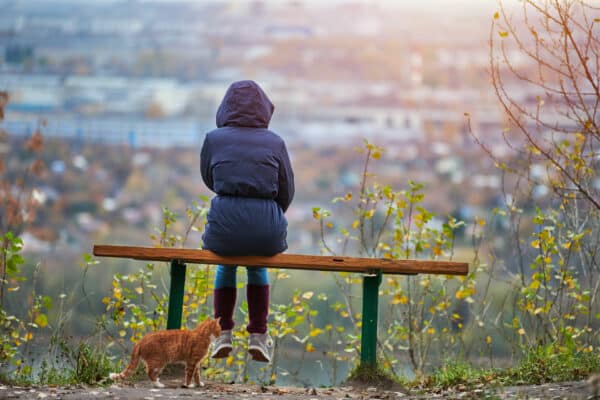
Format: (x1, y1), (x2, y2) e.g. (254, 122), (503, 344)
(214, 287), (237, 331)
(246, 284), (269, 334)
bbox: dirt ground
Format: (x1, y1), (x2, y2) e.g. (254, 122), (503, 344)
(0, 378), (598, 400)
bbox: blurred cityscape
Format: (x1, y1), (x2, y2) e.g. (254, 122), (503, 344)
(0, 0), (539, 257)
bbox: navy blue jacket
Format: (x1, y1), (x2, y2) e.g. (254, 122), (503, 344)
(200, 80), (294, 256)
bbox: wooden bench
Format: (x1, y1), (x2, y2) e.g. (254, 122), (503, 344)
(93, 244), (468, 369)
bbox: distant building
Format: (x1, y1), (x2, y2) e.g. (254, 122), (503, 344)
(5, 44), (33, 65)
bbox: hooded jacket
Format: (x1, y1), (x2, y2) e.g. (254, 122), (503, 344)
(200, 80), (294, 256)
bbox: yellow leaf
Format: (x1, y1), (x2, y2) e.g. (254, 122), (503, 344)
(306, 343), (315, 352)
(7, 286), (19, 292)
(372, 151), (381, 160)
(345, 192), (353, 201)
(518, 328), (525, 335)
(493, 11), (499, 19)
(119, 330), (126, 337)
(392, 294), (408, 305)
(135, 287), (144, 294)
(35, 314), (48, 328)
(486, 336), (492, 344)
(365, 209), (375, 219)
(530, 280), (540, 290)
(531, 240), (540, 249)
(499, 31), (509, 38)
(326, 222), (334, 229)
(102, 297), (110, 305)
(24, 332), (33, 341)
(226, 356), (234, 367)
(309, 328), (324, 337)
(427, 327), (435, 335)
(351, 220), (360, 229)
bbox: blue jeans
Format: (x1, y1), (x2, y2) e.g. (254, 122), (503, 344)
(214, 265), (268, 289)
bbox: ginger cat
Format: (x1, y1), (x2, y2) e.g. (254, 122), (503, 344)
(109, 317), (221, 388)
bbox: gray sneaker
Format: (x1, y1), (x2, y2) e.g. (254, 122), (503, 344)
(211, 329), (233, 359)
(248, 333), (273, 363)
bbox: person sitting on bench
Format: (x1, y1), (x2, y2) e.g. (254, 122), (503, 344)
(200, 80), (295, 363)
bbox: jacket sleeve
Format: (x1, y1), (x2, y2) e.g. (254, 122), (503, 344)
(200, 135), (214, 191)
(276, 141), (295, 212)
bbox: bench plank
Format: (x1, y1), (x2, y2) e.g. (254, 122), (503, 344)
(93, 245), (468, 275)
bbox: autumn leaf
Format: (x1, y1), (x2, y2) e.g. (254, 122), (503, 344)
(35, 314), (48, 328)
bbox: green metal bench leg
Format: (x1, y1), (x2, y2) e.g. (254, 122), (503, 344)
(360, 271), (382, 368)
(167, 260), (186, 329)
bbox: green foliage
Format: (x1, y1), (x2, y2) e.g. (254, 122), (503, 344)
(0, 232), (53, 382)
(313, 140), (476, 375)
(36, 341), (114, 386)
(70, 342), (114, 385)
(509, 344), (600, 385)
(423, 359), (491, 390)
(102, 197), (212, 344)
(346, 362), (403, 387)
(416, 345), (600, 391)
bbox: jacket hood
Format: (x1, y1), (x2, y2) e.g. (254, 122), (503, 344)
(216, 80), (274, 128)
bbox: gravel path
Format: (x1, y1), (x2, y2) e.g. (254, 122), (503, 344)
(0, 379), (598, 400)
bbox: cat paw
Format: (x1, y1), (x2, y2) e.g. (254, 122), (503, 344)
(153, 380), (165, 388)
(108, 372), (121, 380)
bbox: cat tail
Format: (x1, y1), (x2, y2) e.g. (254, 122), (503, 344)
(109, 343), (141, 380)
